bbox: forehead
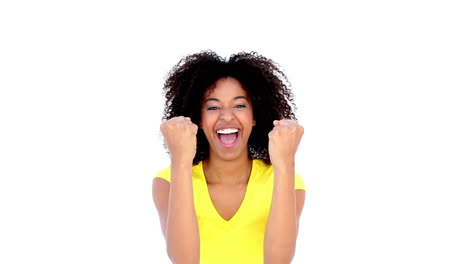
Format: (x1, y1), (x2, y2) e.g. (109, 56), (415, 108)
(204, 77), (248, 99)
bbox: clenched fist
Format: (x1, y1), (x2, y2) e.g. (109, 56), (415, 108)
(268, 120), (304, 170)
(160, 116), (198, 164)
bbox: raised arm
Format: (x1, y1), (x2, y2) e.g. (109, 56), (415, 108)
(153, 116), (200, 264)
(264, 120), (305, 264)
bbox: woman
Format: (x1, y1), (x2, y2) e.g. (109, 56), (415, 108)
(153, 51), (306, 264)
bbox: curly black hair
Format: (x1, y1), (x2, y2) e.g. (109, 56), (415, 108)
(162, 50), (296, 165)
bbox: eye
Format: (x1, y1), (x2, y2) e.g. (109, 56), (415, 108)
(234, 104), (246, 109)
(207, 106), (219, 111)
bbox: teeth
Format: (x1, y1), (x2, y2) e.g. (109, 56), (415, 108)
(217, 128), (239, 134)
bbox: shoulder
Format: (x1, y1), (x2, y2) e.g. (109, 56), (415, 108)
(294, 172), (306, 191)
(252, 159), (306, 190)
(153, 162), (204, 183)
(154, 166), (171, 182)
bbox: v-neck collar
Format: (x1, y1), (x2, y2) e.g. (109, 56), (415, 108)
(198, 160), (256, 224)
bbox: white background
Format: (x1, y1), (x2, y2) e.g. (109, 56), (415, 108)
(1, 0), (467, 263)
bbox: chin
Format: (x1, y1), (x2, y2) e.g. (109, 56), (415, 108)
(211, 148), (247, 161)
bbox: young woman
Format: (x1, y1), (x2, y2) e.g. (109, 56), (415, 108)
(153, 51), (306, 264)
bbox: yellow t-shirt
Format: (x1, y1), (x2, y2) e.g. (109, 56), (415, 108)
(155, 159), (306, 264)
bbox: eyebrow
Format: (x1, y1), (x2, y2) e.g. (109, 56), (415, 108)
(204, 96), (248, 103)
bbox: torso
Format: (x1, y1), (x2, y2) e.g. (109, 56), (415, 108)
(155, 159), (305, 263)
(207, 183), (247, 221)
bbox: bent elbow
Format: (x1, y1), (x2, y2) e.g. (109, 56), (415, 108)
(264, 253), (295, 264)
(166, 244), (199, 264)
(264, 243), (296, 264)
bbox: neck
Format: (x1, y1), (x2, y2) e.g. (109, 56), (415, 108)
(202, 155), (253, 185)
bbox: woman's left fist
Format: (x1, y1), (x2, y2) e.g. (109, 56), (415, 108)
(268, 120), (304, 168)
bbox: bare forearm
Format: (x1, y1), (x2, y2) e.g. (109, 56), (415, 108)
(264, 165), (297, 264)
(166, 161), (200, 263)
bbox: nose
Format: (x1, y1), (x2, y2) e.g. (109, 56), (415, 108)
(219, 108), (234, 121)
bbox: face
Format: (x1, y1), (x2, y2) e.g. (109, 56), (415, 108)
(200, 77), (256, 161)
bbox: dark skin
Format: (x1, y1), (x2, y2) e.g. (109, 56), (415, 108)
(153, 77), (305, 263)
(161, 51), (298, 165)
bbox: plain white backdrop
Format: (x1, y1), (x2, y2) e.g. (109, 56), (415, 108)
(1, 0), (467, 263)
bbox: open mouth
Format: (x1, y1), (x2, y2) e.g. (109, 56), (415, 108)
(216, 128), (239, 147)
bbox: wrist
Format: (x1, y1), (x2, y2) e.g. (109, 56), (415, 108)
(170, 158), (193, 170)
(271, 159), (295, 174)
(170, 152), (194, 164)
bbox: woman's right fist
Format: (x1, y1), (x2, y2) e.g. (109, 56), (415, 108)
(160, 116), (198, 163)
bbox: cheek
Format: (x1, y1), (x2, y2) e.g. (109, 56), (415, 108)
(200, 113), (216, 130)
(242, 111), (255, 124)
(239, 114), (255, 130)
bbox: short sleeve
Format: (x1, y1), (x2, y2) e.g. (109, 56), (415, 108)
(295, 173), (306, 190)
(154, 167), (171, 183)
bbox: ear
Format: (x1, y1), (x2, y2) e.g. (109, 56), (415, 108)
(253, 119), (256, 126)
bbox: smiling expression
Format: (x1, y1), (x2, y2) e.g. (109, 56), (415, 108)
(200, 77), (256, 161)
